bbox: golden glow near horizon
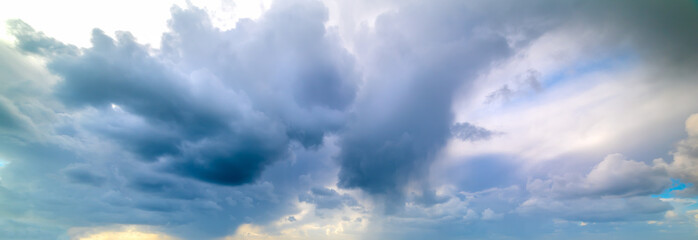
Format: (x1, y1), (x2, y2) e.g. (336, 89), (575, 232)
(70, 226), (178, 240)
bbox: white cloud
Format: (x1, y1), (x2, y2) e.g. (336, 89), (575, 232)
(0, 0), (271, 48)
(481, 208), (502, 220)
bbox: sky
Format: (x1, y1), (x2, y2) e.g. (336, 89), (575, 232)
(1, 0), (698, 239)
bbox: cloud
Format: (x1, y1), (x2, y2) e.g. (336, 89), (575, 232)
(0, 2), (360, 238)
(528, 154), (670, 199)
(62, 164), (107, 187)
(1, 0), (698, 239)
(659, 113), (698, 196)
(581, 0), (698, 68)
(484, 69), (541, 104)
(7, 0), (358, 186)
(298, 187), (359, 210)
(519, 153), (677, 222)
(484, 85), (513, 104)
(481, 208), (502, 220)
(450, 122), (498, 142)
(335, 0), (518, 209)
(518, 196), (672, 222)
(5, 19), (78, 56)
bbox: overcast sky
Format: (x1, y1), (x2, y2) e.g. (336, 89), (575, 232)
(1, 0), (698, 239)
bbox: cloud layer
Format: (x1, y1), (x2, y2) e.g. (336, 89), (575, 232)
(1, 0), (698, 239)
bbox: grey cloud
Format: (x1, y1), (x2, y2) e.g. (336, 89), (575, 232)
(658, 113), (698, 196)
(521, 154), (672, 222)
(484, 84), (513, 104)
(126, 174), (203, 200)
(438, 155), (523, 192)
(485, 69), (541, 104)
(333, 0), (607, 209)
(581, 154), (669, 197)
(163, 1), (357, 148)
(299, 187), (359, 210)
(5, 19), (79, 56)
(7, 0), (358, 187)
(0, 96), (36, 139)
(518, 196), (672, 222)
(524, 69), (542, 91)
(50, 28), (288, 185)
(0, 2), (358, 238)
(62, 166), (106, 187)
(577, 0), (698, 68)
(1, 0), (698, 239)
(336, 0), (517, 209)
(0, 43), (56, 142)
(450, 122), (498, 142)
(529, 154), (670, 199)
(0, 219), (62, 240)
(408, 188), (450, 207)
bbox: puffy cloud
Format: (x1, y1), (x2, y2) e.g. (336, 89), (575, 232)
(5, 19), (78, 56)
(7, 0), (358, 187)
(659, 113), (698, 196)
(516, 151), (687, 222)
(528, 154), (670, 199)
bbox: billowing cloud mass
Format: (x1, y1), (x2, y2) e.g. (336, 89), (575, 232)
(1, 0), (698, 239)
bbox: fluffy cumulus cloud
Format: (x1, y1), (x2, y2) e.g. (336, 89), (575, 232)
(663, 114), (698, 196)
(1, 0), (698, 239)
(528, 154), (670, 199)
(520, 154), (673, 222)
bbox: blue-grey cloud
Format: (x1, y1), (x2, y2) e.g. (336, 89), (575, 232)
(298, 187), (359, 210)
(62, 165), (107, 187)
(1, 0), (697, 239)
(450, 122), (498, 142)
(528, 154), (670, 199)
(335, 0), (516, 210)
(5, 20), (78, 56)
(8, 0), (356, 187)
(485, 69), (542, 104)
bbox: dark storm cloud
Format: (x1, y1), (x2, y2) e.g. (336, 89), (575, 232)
(47, 28), (289, 185)
(8, 0), (358, 186)
(1, 2), (359, 237)
(336, 0), (698, 208)
(335, 0), (539, 207)
(162, 1), (358, 147)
